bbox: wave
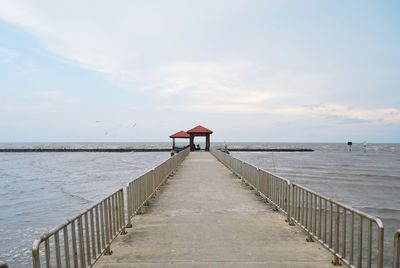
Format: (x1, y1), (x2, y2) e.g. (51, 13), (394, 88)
(360, 206), (400, 213)
(59, 185), (91, 204)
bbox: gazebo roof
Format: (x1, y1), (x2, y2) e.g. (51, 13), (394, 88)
(169, 130), (190, 139)
(187, 125), (213, 134)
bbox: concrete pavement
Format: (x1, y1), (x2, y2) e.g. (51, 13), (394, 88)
(94, 152), (333, 267)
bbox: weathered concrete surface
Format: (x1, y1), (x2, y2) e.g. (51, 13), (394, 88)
(94, 152), (333, 267)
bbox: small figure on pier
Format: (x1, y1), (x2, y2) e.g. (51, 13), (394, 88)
(195, 144), (201, 150)
(223, 145), (230, 154)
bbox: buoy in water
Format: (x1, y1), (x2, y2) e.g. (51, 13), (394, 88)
(347, 141), (353, 152)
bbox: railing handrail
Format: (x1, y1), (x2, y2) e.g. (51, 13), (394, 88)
(211, 148), (383, 223)
(210, 147), (385, 268)
(290, 182), (384, 228)
(258, 167), (290, 184)
(32, 188), (124, 242)
(231, 158), (383, 228)
(32, 188), (125, 267)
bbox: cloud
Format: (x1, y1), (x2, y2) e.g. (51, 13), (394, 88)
(0, 0), (332, 112)
(0, 1), (245, 75)
(33, 90), (63, 100)
(0, 0), (399, 131)
(155, 61), (289, 112)
(0, 47), (19, 64)
(281, 104), (400, 124)
(0, 102), (56, 114)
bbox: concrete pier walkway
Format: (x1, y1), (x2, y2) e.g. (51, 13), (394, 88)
(94, 152), (333, 267)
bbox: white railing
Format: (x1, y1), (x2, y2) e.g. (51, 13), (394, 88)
(32, 189), (125, 268)
(31, 147), (190, 267)
(211, 148), (385, 268)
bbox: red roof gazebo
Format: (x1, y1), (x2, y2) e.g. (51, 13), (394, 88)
(169, 130), (190, 151)
(187, 125), (213, 151)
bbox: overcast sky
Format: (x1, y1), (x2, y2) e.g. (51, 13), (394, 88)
(0, 1), (399, 142)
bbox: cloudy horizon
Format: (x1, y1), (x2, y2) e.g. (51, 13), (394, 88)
(1, 1), (399, 143)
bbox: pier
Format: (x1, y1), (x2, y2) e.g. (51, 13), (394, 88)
(94, 152), (331, 267)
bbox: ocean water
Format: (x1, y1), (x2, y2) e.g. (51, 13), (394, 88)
(229, 143), (400, 267)
(0, 144), (170, 267)
(0, 142), (399, 267)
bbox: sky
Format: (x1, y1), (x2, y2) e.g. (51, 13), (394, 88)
(0, 0), (399, 143)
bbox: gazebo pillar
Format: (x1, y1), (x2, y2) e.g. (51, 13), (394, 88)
(205, 134), (210, 151)
(189, 135), (195, 151)
(172, 138), (176, 150)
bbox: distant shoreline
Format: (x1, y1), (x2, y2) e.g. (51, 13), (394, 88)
(226, 148), (314, 152)
(0, 148), (314, 152)
(0, 148), (171, 152)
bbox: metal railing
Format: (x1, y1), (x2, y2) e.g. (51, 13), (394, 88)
(217, 149), (290, 214)
(394, 230), (400, 268)
(32, 189), (125, 268)
(126, 147), (190, 225)
(211, 148), (385, 268)
(289, 183), (384, 268)
(31, 147), (190, 268)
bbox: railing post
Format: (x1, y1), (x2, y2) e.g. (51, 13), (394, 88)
(126, 185), (132, 228)
(288, 184), (295, 226)
(32, 240), (41, 268)
(78, 216), (86, 265)
(152, 169), (156, 196)
(332, 204), (341, 265)
(255, 168), (260, 196)
(377, 225), (384, 268)
(394, 230), (400, 268)
(120, 190), (127, 234)
(285, 182), (294, 225)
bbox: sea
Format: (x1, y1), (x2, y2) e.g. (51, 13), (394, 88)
(0, 142), (399, 267)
